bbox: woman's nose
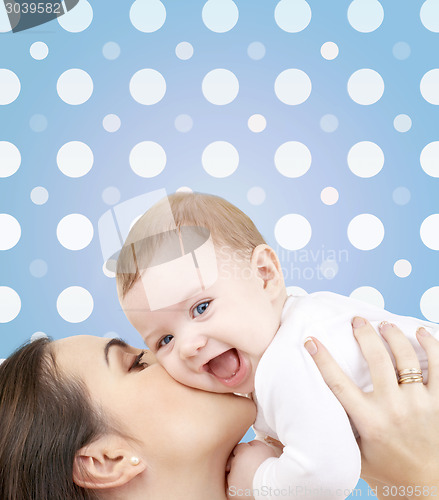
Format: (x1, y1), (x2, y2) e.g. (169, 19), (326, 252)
(179, 335), (208, 359)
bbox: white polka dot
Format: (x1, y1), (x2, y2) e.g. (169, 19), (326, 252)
(248, 114), (266, 133)
(103, 260), (116, 278)
(29, 259), (48, 278)
(0, 287), (21, 323)
(420, 142), (439, 177)
(176, 42), (194, 60)
(321, 187), (339, 205)
(348, 141), (384, 178)
(420, 287), (439, 322)
(394, 259), (412, 278)
(30, 187), (49, 205)
(102, 331), (119, 339)
(421, 69), (439, 105)
(274, 69), (311, 105)
(0, 69), (20, 105)
(247, 187), (266, 205)
(130, 69), (166, 105)
(247, 42), (266, 60)
(58, 0), (93, 32)
(286, 285), (307, 296)
(130, 0), (166, 32)
(347, 69), (384, 105)
(393, 114), (412, 132)
(393, 42), (411, 60)
(30, 42), (49, 60)
(0, 214), (21, 250)
(275, 214), (312, 250)
(57, 286), (94, 323)
(348, 214), (385, 250)
(420, 0), (439, 32)
(320, 114), (339, 132)
(275, 0), (311, 33)
(320, 42), (339, 60)
(30, 332), (48, 342)
(57, 141), (94, 178)
(393, 186), (411, 205)
(202, 141), (239, 178)
(102, 187), (121, 206)
(175, 114), (193, 132)
(202, 69), (239, 105)
(176, 186), (193, 193)
(103, 114), (121, 132)
(320, 259), (339, 279)
(350, 286), (385, 308)
(57, 69), (93, 105)
(202, 0), (238, 33)
(29, 114), (47, 132)
(57, 214), (94, 251)
(0, 141), (21, 178)
(275, 141), (311, 178)
(420, 214), (439, 250)
(102, 42), (121, 60)
(130, 141), (166, 178)
(347, 0), (384, 32)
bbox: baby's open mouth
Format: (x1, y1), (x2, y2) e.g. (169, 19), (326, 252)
(207, 348), (240, 380)
(205, 348), (248, 387)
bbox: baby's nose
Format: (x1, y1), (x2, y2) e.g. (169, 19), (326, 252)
(179, 335), (207, 359)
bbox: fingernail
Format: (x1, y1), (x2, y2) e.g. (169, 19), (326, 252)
(352, 317), (366, 328)
(417, 327), (430, 337)
(304, 337), (318, 355)
(379, 321), (393, 332)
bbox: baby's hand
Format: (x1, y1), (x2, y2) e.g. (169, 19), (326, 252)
(227, 440), (278, 499)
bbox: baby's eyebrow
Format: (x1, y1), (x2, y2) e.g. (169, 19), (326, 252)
(104, 338), (129, 366)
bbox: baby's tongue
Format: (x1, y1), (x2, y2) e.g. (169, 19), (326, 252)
(208, 349), (239, 379)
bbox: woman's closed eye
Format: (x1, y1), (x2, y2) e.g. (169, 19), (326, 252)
(158, 334), (174, 349)
(129, 351), (148, 371)
(192, 300), (211, 318)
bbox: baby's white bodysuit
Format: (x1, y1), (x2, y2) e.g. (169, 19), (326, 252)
(252, 292), (438, 500)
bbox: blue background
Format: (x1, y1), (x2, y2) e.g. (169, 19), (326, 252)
(1, 1), (439, 497)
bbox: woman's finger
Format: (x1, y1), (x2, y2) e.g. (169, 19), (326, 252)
(351, 317), (398, 392)
(417, 327), (439, 392)
(378, 322), (421, 373)
(304, 336), (364, 417)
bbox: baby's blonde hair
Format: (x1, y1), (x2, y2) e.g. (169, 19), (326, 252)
(116, 192), (266, 299)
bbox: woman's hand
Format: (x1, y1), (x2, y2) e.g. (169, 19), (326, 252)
(304, 318), (439, 493)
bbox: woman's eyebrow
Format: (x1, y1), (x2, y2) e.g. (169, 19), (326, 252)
(104, 338), (129, 366)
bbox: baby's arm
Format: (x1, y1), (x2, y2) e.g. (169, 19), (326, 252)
(227, 440), (281, 499)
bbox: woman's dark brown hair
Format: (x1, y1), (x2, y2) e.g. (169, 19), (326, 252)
(0, 337), (106, 500)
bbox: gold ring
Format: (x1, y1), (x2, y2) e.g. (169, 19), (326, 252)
(398, 375), (424, 385)
(397, 368), (422, 377)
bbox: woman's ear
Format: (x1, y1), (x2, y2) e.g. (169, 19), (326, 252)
(251, 244), (285, 297)
(73, 434), (146, 490)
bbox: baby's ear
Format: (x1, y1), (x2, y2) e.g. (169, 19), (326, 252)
(251, 244), (284, 295)
(73, 434), (146, 490)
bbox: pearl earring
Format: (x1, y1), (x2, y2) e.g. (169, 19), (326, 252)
(129, 456), (140, 466)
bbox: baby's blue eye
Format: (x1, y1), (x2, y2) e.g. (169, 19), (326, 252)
(193, 301), (210, 318)
(158, 335), (174, 348)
